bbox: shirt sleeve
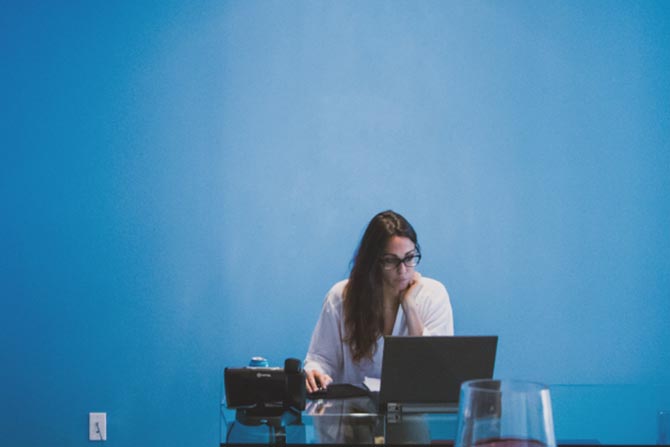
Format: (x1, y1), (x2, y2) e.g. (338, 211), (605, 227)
(419, 280), (454, 336)
(304, 288), (345, 378)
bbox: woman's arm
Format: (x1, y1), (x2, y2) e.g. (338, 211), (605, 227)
(400, 273), (454, 336)
(399, 272), (426, 336)
(304, 288), (344, 391)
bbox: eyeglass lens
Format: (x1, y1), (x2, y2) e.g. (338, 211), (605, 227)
(381, 254), (421, 269)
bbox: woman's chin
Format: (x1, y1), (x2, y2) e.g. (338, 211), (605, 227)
(384, 278), (411, 295)
(396, 279), (411, 290)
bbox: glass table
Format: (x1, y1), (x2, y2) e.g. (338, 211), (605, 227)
(221, 384), (670, 445)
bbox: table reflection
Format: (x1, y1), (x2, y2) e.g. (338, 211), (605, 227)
(306, 396), (380, 444)
(222, 384), (670, 445)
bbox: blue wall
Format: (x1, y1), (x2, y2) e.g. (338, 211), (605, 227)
(2, 1), (669, 445)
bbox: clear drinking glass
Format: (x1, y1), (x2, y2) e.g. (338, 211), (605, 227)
(455, 380), (557, 447)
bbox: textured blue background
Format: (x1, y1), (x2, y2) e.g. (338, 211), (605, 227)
(2, 1), (669, 445)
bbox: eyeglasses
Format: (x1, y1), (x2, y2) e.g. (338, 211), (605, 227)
(379, 253), (422, 270)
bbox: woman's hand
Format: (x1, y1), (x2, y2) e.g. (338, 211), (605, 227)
(305, 369), (333, 393)
(400, 271), (424, 336)
(400, 271), (423, 303)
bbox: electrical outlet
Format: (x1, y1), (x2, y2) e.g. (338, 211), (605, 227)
(89, 412), (107, 441)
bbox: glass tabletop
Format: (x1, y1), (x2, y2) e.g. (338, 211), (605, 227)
(221, 384), (670, 445)
(550, 384), (670, 445)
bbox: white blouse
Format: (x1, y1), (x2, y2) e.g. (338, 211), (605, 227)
(304, 276), (454, 386)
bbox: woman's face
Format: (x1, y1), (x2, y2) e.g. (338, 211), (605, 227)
(380, 235), (418, 293)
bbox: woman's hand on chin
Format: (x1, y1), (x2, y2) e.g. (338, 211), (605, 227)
(399, 271), (425, 336)
(400, 271), (422, 303)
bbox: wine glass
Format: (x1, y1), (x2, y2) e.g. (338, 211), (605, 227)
(455, 379), (557, 447)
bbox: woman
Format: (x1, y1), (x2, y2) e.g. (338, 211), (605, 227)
(304, 210), (453, 393)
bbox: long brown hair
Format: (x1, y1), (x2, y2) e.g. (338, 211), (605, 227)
(343, 210), (419, 361)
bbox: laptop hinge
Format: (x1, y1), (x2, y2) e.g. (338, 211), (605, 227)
(386, 402), (403, 423)
(388, 402), (460, 415)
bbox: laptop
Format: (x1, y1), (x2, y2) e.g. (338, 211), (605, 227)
(376, 336), (498, 414)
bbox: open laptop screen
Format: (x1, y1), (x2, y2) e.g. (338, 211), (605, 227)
(378, 336), (498, 411)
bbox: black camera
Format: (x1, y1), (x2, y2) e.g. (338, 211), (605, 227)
(224, 358), (306, 415)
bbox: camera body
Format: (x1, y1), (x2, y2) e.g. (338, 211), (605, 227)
(224, 358), (306, 413)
